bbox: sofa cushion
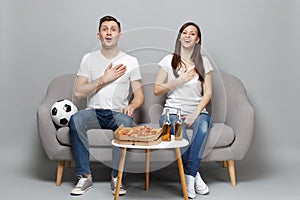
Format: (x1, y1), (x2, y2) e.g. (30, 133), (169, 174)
(207, 123), (234, 148)
(125, 123), (234, 162)
(56, 123), (234, 153)
(202, 123), (234, 158)
(56, 127), (114, 147)
(56, 127), (70, 146)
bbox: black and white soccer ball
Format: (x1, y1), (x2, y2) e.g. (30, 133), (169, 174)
(50, 99), (78, 127)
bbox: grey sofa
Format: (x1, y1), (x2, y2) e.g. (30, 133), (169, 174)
(37, 67), (254, 186)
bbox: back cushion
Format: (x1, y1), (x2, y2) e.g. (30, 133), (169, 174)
(133, 72), (165, 124)
(48, 74), (87, 111)
(209, 71), (227, 124)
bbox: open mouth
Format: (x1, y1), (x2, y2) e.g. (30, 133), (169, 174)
(105, 37), (112, 42)
(183, 38), (191, 43)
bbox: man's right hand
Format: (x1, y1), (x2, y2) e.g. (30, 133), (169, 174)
(102, 63), (127, 83)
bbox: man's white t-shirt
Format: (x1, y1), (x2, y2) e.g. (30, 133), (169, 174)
(158, 54), (213, 116)
(77, 50), (142, 110)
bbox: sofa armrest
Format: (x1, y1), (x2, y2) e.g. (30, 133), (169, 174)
(224, 75), (255, 160)
(37, 102), (63, 160)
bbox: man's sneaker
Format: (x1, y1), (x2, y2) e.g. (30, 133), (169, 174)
(70, 176), (93, 195)
(111, 176), (126, 195)
(195, 172), (209, 195)
(185, 174), (196, 199)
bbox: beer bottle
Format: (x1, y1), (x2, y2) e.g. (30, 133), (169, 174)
(161, 108), (171, 141)
(175, 108), (183, 140)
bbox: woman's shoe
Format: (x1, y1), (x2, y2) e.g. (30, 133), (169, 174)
(185, 174), (196, 199)
(195, 172), (209, 195)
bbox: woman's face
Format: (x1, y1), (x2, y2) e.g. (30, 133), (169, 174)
(180, 25), (200, 49)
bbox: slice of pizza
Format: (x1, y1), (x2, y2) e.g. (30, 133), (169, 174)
(118, 128), (132, 136)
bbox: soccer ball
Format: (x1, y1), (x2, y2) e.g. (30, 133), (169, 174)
(50, 99), (78, 127)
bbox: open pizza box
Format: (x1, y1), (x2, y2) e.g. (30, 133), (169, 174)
(114, 124), (163, 146)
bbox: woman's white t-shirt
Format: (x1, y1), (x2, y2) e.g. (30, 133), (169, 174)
(77, 50), (142, 110)
(158, 54), (213, 116)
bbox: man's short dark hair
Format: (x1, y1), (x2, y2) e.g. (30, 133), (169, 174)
(99, 15), (121, 32)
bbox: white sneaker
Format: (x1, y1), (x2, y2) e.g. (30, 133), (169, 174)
(70, 176), (93, 195)
(195, 172), (209, 195)
(185, 174), (196, 199)
(111, 176), (126, 195)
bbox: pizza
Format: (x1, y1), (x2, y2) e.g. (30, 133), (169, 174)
(117, 126), (160, 138)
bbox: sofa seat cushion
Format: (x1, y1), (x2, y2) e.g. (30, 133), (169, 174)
(202, 123), (234, 158)
(207, 123), (234, 148)
(56, 127), (114, 147)
(56, 123), (234, 151)
(138, 123), (234, 148)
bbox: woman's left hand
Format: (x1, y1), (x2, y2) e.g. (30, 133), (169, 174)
(182, 109), (200, 127)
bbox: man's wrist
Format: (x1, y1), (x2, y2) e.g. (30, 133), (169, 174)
(97, 76), (107, 89)
(128, 104), (136, 112)
(96, 77), (102, 90)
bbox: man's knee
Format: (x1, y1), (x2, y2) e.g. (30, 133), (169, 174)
(122, 115), (133, 127)
(69, 110), (88, 129)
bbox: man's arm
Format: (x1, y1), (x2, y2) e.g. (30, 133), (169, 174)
(74, 76), (96, 99)
(120, 80), (144, 117)
(74, 63), (127, 99)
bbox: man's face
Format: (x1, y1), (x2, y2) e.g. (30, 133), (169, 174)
(97, 21), (121, 49)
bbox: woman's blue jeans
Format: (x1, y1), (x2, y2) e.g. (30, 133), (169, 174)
(69, 109), (133, 177)
(159, 112), (211, 177)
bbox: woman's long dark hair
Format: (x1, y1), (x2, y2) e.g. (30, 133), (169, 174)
(171, 22), (204, 82)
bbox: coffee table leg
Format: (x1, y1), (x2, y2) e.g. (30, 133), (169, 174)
(145, 148), (150, 191)
(114, 147), (127, 200)
(175, 148), (188, 200)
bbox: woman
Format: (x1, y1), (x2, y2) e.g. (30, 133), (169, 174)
(154, 22), (213, 199)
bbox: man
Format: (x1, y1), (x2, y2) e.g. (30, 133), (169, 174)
(68, 15), (144, 196)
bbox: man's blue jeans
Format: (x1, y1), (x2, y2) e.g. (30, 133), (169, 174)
(159, 112), (211, 177)
(69, 109), (133, 177)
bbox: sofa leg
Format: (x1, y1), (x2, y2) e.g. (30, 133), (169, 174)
(227, 160), (236, 186)
(66, 161), (72, 168)
(56, 161), (65, 186)
(222, 160), (228, 168)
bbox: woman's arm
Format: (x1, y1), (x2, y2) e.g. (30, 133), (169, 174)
(183, 72), (213, 126)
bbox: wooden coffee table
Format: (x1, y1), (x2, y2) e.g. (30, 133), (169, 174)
(112, 136), (189, 200)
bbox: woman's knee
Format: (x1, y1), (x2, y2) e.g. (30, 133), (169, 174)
(198, 122), (209, 134)
(194, 115), (210, 134)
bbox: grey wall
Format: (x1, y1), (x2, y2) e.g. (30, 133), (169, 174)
(1, 0), (300, 187)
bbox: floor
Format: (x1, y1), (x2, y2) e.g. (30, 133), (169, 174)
(3, 145), (300, 200)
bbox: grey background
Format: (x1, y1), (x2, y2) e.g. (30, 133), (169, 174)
(1, 0), (300, 199)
